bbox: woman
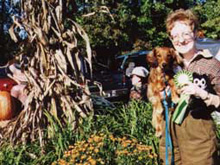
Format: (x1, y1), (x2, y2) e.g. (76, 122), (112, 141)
(159, 9), (220, 165)
(129, 66), (149, 101)
(8, 63), (27, 105)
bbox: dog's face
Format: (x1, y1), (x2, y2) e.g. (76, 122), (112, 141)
(147, 47), (183, 72)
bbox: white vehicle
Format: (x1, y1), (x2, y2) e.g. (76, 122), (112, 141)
(196, 38), (220, 60)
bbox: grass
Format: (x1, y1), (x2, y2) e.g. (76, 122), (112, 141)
(0, 100), (219, 164)
(52, 100), (159, 165)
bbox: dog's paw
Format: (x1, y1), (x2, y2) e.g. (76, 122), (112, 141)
(155, 127), (162, 138)
(172, 97), (179, 104)
(171, 91), (180, 104)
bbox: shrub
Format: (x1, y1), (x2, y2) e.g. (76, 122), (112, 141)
(53, 100), (160, 164)
(52, 133), (158, 165)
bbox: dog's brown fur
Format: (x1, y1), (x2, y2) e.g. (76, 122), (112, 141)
(147, 47), (183, 137)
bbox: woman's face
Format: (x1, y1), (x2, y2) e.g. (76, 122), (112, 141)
(170, 21), (196, 55)
(131, 75), (141, 86)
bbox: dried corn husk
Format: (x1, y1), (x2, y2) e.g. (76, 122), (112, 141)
(0, 0), (93, 147)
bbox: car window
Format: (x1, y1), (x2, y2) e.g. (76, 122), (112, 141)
(124, 55), (148, 70)
(115, 50), (150, 71)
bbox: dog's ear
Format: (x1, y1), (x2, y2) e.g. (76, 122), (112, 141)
(170, 48), (183, 66)
(147, 48), (158, 68)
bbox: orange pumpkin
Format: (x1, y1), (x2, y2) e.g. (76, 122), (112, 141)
(0, 91), (15, 120)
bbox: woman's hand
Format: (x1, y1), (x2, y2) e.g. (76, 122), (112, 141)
(180, 82), (208, 100)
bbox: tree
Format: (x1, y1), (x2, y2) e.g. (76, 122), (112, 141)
(74, 0), (198, 60)
(0, 0), (17, 65)
(193, 0), (220, 39)
(74, 0), (136, 60)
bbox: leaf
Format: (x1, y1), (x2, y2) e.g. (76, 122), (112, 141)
(69, 20), (92, 74)
(51, 97), (57, 118)
(9, 24), (18, 43)
(55, 6), (62, 25)
(33, 25), (48, 46)
(54, 49), (67, 73)
(2, 0), (93, 148)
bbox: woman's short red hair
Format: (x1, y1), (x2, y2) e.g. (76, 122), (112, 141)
(166, 9), (198, 36)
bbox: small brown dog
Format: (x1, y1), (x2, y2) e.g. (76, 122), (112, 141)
(147, 47), (183, 137)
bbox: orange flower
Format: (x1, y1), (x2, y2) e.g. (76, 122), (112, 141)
(80, 155), (86, 160)
(93, 136), (102, 143)
(68, 145), (74, 149)
(88, 158), (97, 165)
(94, 148), (99, 153)
(121, 142), (129, 148)
(88, 146), (94, 150)
(109, 134), (114, 140)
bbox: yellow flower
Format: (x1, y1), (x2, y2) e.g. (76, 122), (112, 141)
(118, 150), (129, 155)
(149, 154), (154, 159)
(68, 145), (74, 149)
(69, 159), (76, 164)
(64, 151), (71, 157)
(121, 142), (129, 148)
(57, 159), (67, 165)
(88, 138), (93, 143)
(94, 148), (99, 153)
(138, 156), (143, 160)
(80, 155), (86, 160)
(132, 138), (138, 143)
(109, 134), (114, 140)
(93, 136), (102, 143)
(125, 139), (132, 143)
(83, 143), (89, 148)
(88, 146), (94, 150)
(88, 158), (97, 165)
(133, 149), (138, 153)
(99, 133), (104, 137)
(97, 142), (104, 147)
(87, 156), (92, 160)
(79, 148), (86, 152)
(153, 153), (158, 157)
(71, 152), (79, 159)
(122, 137), (127, 141)
(117, 137), (122, 142)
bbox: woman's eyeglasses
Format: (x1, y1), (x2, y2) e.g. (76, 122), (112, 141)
(170, 31), (194, 42)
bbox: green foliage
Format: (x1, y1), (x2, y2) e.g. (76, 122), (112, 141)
(53, 133), (158, 165)
(0, 142), (55, 165)
(3, 0), (220, 61)
(80, 101), (155, 139)
(1, 100), (220, 164)
(0, 101), (159, 164)
(193, 0), (220, 39)
(74, 0), (138, 52)
(138, 2), (171, 48)
(44, 111), (75, 158)
(53, 100), (159, 164)
(74, 0), (199, 54)
(74, 1), (144, 54)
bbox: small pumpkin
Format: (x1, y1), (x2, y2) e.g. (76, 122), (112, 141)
(0, 91), (15, 120)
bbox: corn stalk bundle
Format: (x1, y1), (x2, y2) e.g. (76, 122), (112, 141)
(0, 0), (93, 147)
